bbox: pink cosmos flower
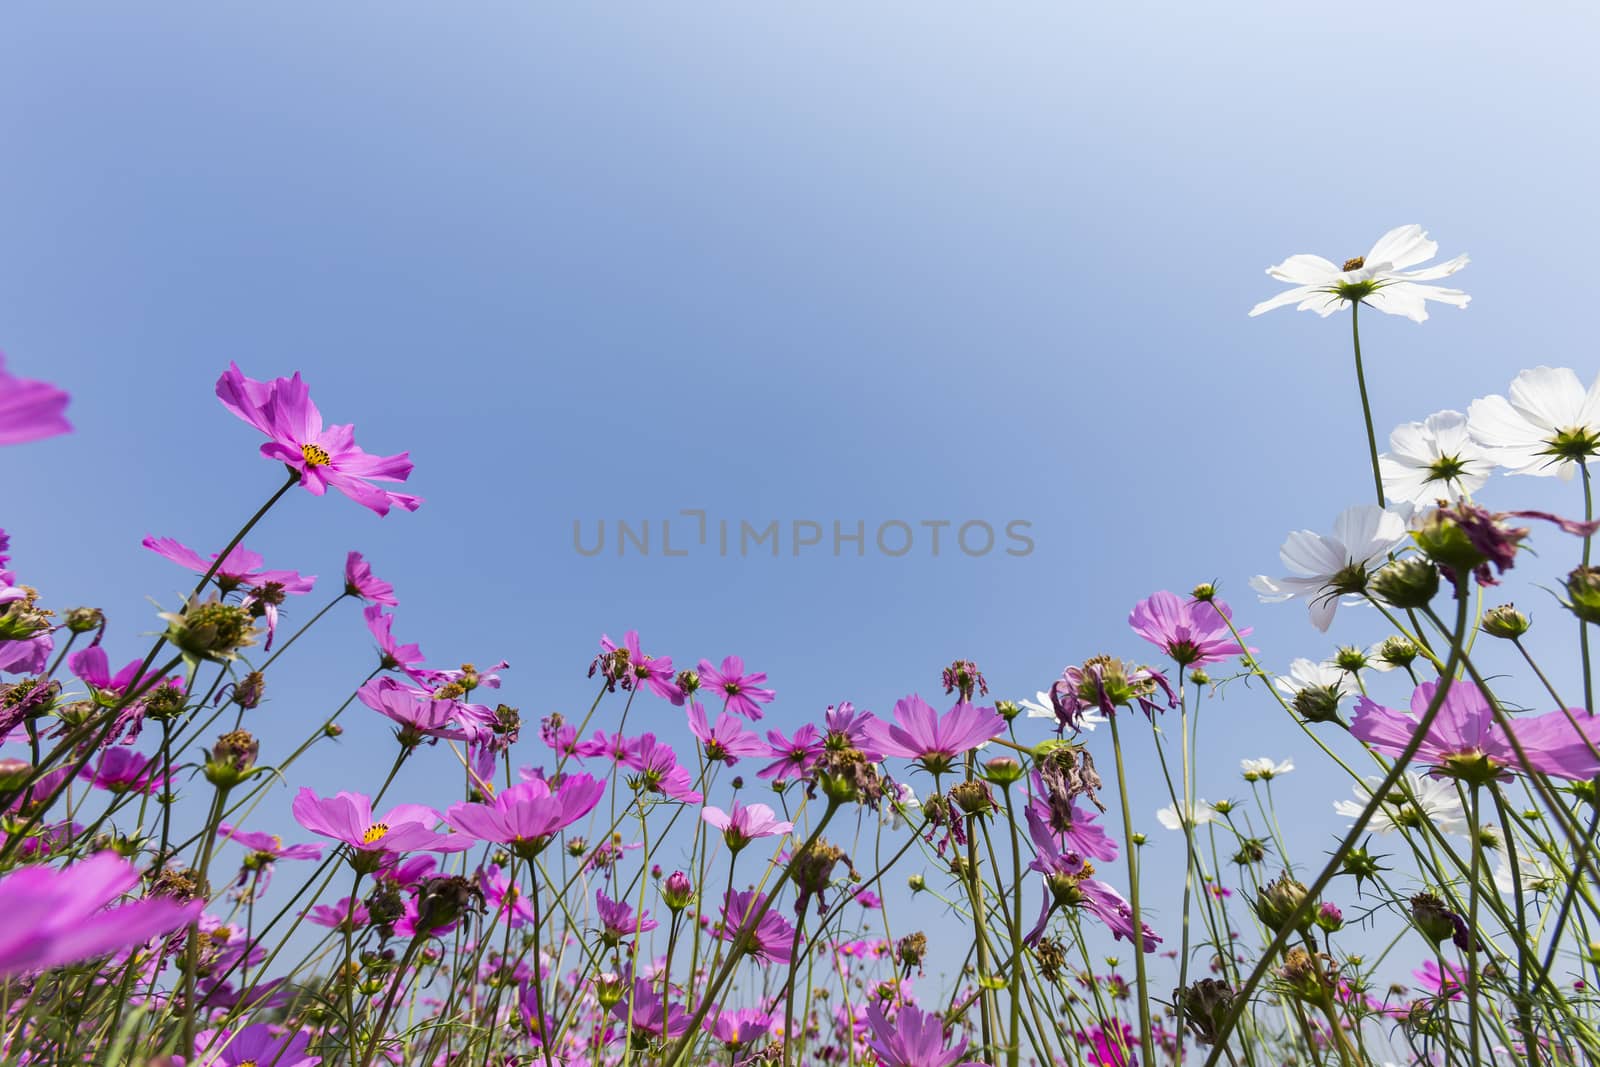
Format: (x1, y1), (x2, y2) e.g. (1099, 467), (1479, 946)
(215, 362), (421, 516)
(591, 630), (681, 702)
(0, 852), (202, 976)
(701, 799), (794, 851)
(1051, 657), (1177, 732)
(1351, 680), (1600, 782)
(291, 789), (470, 865)
(759, 723), (824, 781)
(216, 824), (323, 863)
(697, 655), (776, 719)
(825, 701), (882, 759)
(192, 1024), (320, 1067)
(364, 604), (425, 675)
(716, 889), (796, 964)
(596, 889), (659, 944)
(1078, 1023), (1137, 1067)
(66, 646), (184, 747)
(443, 774), (605, 857)
(344, 550), (398, 605)
(863, 1002), (988, 1067)
(142, 536), (313, 595)
(1129, 591), (1252, 668)
(479, 865), (536, 928)
(1414, 958), (1468, 1000)
(610, 977), (689, 1038)
(0, 352), (71, 445)
(357, 676), (463, 745)
(625, 734), (704, 803)
(865, 696), (1003, 774)
(1025, 808), (1160, 952)
(705, 1006), (774, 1047)
(305, 897), (369, 932)
(0, 563), (53, 674)
(80, 748), (172, 795)
(687, 702), (769, 766)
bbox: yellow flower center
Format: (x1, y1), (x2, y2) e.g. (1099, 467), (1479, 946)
(301, 442), (332, 467)
(1342, 256), (1365, 272)
(362, 823), (390, 845)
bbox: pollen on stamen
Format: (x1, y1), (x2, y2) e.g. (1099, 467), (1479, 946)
(362, 823), (390, 845)
(1342, 256), (1366, 272)
(301, 442), (332, 467)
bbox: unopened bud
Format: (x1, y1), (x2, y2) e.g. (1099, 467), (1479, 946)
(1482, 604), (1531, 639)
(1369, 557), (1441, 609)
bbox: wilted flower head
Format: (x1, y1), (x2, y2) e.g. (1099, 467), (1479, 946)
(1051, 655), (1176, 730)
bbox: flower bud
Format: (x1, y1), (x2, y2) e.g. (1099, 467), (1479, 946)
(203, 730), (259, 789)
(161, 598), (258, 663)
(1191, 583), (1217, 603)
(1368, 557), (1441, 609)
(1333, 646), (1368, 672)
(594, 972), (627, 1009)
(1482, 604), (1531, 640)
(1232, 838), (1266, 866)
(981, 756), (1024, 787)
(231, 671), (266, 710)
(324, 723), (344, 738)
(412, 875), (483, 936)
(994, 700), (1021, 723)
(1409, 893), (1460, 947)
(64, 607), (104, 634)
(1566, 567), (1600, 625)
(662, 870), (694, 912)
(950, 780), (995, 817)
(1253, 872), (1312, 934)
(1278, 946), (1336, 1004)
(1413, 511), (1490, 574)
(1341, 844), (1385, 891)
(1315, 901), (1344, 932)
(1376, 635), (1419, 669)
(1173, 978), (1235, 1045)
(1189, 669), (1211, 686)
(1292, 685), (1344, 725)
(907, 873), (925, 893)
(0, 757), (33, 793)
(673, 670), (700, 697)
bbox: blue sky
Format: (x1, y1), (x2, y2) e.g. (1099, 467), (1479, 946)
(5, 2), (1600, 985)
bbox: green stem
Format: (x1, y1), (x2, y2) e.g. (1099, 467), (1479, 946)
(1350, 299), (1386, 508)
(1106, 713), (1155, 1061)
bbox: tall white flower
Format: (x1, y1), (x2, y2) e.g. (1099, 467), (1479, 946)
(1019, 691), (1105, 732)
(1273, 658), (1360, 701)
(1248, 224), (1469, 323)
(1492, 849), (1558, 895)
(1333, 774), (1466, 835)
(883, 782), (921, 830)
(1250, 505), (1410, 631)
(1378, 410), (1495, 504)
(1467, 367), (1600, 480)
(1155, 800), (1217, 831)
(1240, 757), (1294, 782)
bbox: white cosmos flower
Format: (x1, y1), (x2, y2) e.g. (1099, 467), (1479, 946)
(1019, 691), (1105, 732)
(1240, 757), (1294, 781)
(1250, 505), (1410, 631)
(1378, 410), (1495, 504)
(1248, 224), (1470, 323)
(1333, 773), (1466, 836)
(1273, 658), (1360, 701)
(883, 782), (920, 830)
(1155, 800), (1217, 831)
(1492, 849), (1558, 895)
(1467, 367), (1600, 481)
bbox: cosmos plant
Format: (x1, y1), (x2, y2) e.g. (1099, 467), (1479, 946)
(4, 230), (1600, 1067)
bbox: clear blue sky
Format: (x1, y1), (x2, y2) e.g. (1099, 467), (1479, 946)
(4, 2), (1599, 986)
